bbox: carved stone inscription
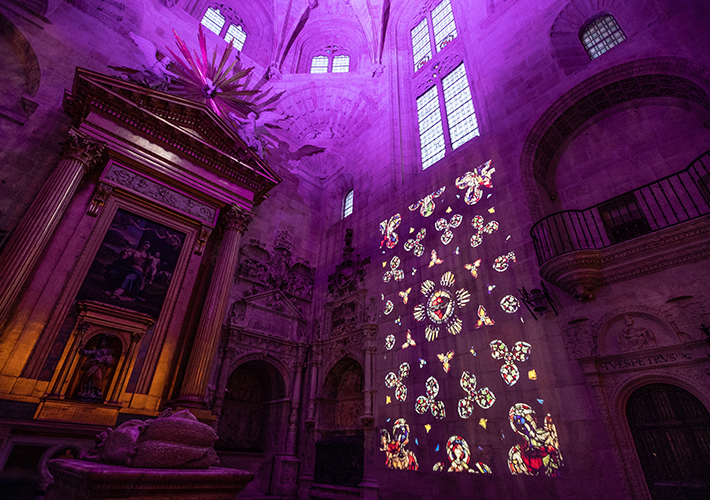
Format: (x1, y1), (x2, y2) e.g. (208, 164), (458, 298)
(103, 163), (217, 224)
(599, 351), (693, 371)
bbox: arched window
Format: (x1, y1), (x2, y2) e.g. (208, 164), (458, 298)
(200, 6), (247, 51)
(411, 0), (457, 72)
(417, 63), (479, 169)
(579, 14), (625, 60)
(310, 55), (329, 74)
(309, 48), (351, 74)
(342, 190), (354, 219)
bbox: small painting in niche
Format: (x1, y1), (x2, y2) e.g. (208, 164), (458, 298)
(77, 209), (186, 319)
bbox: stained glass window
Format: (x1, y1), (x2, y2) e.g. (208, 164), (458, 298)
(443, 64), (479, 149)
(310, 55), (329, 74)
(432, 0), (457, 52)
(225, 24), (247, 51)
(201, 8), (226, 36)
(343, 189), (354, 218)
(417, 86), (446, 169)
(580, 14), (626, 60)
(411, 18), (432, 71)
(333, 55), (350, 73)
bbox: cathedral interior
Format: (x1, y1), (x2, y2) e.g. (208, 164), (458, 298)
(1, 0), (710, 499)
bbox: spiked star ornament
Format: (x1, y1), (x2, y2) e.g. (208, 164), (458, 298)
(413, 271), (471, 341)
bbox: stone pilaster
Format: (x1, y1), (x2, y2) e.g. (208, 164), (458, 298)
(177, 204), (253, 407)
(285, 348), (306, 455)
(0, 129), (105, 327)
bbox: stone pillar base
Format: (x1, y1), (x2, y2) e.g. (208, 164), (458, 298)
(272, 455), (301, 497)
(359, 478), (379, 500)
(46, 460), (254, 500)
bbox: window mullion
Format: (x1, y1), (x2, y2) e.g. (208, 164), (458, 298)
(437, 80), (454, 154)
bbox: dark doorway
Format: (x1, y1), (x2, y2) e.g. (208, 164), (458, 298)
(626, 383), (710, 500)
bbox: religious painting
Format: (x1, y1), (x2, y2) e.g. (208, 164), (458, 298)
(76, 209), (186, 319)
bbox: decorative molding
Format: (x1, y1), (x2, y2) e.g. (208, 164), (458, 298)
(540, 216), (710, 298)
(60, 129), (105, 174)
(102, 162), (218, 225)
(87, 183), (113, 217)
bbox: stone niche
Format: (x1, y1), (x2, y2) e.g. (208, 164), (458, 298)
(35, 300), (154, 425)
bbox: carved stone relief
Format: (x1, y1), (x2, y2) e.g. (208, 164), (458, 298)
(102, 162), (217, 224)
(236, 233), (315, 300)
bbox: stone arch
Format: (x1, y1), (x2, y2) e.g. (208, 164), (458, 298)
(0, 12), (41, 120)
(216, 358), (288, 453)
(520, 57), (710, 222)
(315, 356), (365, 487)
(608, 373), (710, 500)
(319, 356), (364, 431)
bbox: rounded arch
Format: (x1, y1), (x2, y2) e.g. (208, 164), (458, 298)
(624, 382), (710, 499)
(520, 57), (710, 222)
(227, 352), (291, 393)
(605, 372), (710, 500)
(216, 358), (288, 453)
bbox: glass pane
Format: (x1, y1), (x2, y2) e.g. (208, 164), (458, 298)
(417, 86), (445, 169)
(411, 18), (432, 71)
(432, 0), (457, 52)
(442, 64), (480, 149)
(580, 15), (626, 60)
(225, 24), (247, 51)
(201, 7), (226, 36)
(332, 55), (350, 73)
(310, 55), (329, 74)
(343, 190), (354, 218)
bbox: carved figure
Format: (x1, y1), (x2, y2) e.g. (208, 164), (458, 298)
(109, 33), (173, 91)
(80, 408), (219, 468)
(617, 315), (657, 351)
(379, 418), (418, 470)
(508, 403), (562, 476)
(77, 336), (115, 402)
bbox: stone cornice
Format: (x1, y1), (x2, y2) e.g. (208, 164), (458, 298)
(63, 68), (281, 204)
(541, 216), (710, 297)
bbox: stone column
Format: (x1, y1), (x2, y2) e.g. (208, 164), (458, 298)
(359, 324), (378, 500)
(177, 204), (253, 407)
(0, 129), (105, 326)
(285, 348), (306, 455)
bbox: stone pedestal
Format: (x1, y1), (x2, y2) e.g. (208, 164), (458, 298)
(46, 460), (254, 500)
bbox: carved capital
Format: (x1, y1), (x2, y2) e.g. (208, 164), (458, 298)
(220, 204), (254, 234)
(87, 183), (113, 217)
(130, 333), (142, 344)
(61, 129), (105, 174)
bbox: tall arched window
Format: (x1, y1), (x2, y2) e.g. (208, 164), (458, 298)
(579, 14), (625, 60)
(417, 63), (479, 169)
(201, 6), (248, 51)
(411, 0), (457, 71)
(342, 190), (354, 219)
(410, 1), (477, 169)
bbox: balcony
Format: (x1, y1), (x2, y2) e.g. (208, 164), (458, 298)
(531, 151), (710, 299)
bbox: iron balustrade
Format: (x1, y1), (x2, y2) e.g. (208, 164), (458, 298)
(531, 150), (710, 266)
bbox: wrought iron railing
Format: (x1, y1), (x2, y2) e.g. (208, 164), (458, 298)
(531, 150), (710, 266)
